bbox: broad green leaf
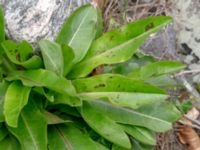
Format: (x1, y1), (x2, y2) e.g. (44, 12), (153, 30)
(73, 74), (166, 94)
(61, 44), (74, 76)
(81, 101), (131, 149)
(7, 99), (47, 150)
(0, 135), (21, 150)
(74, 74), (167, 108)
(54, 93), (82, 107)
(0, 6), (5, 43)
(79, 92), (167, 109)
(4, 81), (31, 127)
(56, 4), (98, 63)
(136, 101), (181, 123)
(121, 124), (156, 145)
(6, 69), (76, 96)
(39, 40), (64, 75)
(48, 125), (108, 150)
(68, 16), (172, 78)
(1, 40), (42, 69)
(0, 123), (8, 141)
(86, 101), (172, 132)
(128, 61), (186, 79)
(146, 75), (177, 88)
(43, 111), (71, 125)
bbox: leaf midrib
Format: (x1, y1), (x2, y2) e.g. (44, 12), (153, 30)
(79, 92), (167, 96)
(134, 127), (155, 143)
(68, 8), (91, 46)
(42, 47), (60, 74)
(116, 106), (171, 126)
(55, 126), (73, 150)
(94, 101), (171, 129)
(21, 112), (39, 150)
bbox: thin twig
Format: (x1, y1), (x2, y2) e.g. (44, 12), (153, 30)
(175, 76), (200, 100)
(133, 0), (139, 20)
(104, 0), (115, 23)
(178, 120), (200, 130)
(175, 69), (200, 77)
(184, 115), (200, 127)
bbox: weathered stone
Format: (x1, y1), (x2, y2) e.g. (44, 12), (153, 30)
(0, 0), (91, 43)
(139, 23), (177, 60)
(167, 0), (200, 59)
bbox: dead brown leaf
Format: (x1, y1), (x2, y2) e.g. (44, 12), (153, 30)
(178, 125), (200, 150)
(178, 108), (200, 150)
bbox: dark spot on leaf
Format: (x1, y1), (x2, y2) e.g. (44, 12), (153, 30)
(145, 23), (154, 31)
(116, 94), (120, 99)
(94, 84), (106, 88)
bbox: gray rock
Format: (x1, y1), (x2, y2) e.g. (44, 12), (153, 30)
(139, 23), (177, 60)
(167, 0), (200, 59)
(0, 0), (91, 43)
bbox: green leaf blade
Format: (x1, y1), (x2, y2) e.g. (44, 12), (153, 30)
(56, 4), (98, 63)
(81, 101), (131, 149)
(121, 125), (156, 145)
(44, 111), (71, 125)
(4, 81), (31, 127)
(48, 125), (108, 150)
(69, 16), (172, 78)
(73, 74), (166, 94)
(1, 40), (43, 69)
(74, 74), (167, 108)
(61, 44), (75, 76)
(6, 69), (76, 96)
(7, 99), (47, 150)
(128, 61), (186, 79)
(39, 40), (64, 76)
(87, 101), (172, 132)
(79, 92), (167, 109)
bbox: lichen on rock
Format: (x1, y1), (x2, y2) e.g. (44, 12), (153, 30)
(0, 0), (91, 43)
